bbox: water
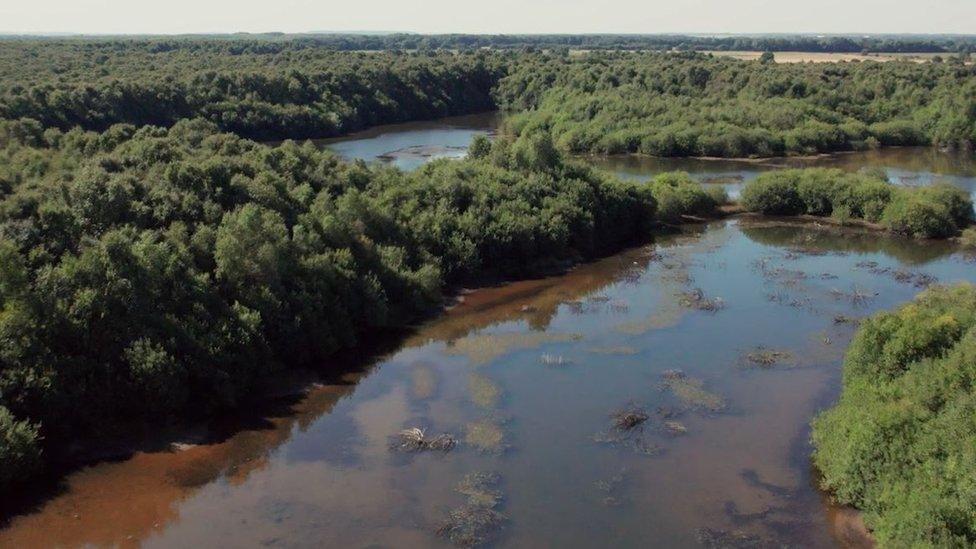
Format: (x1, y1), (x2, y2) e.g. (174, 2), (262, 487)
(2, 118), (976, 548)
(314, 112), (501, 170)
(588, 148), (976, 202)
(319, 114), (976, 204)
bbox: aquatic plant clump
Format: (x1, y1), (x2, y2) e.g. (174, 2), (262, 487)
(437, 472), (507, 547)
(539, 353), (571, 366)
(610, 406), (650, 431)
(594, 405), (661, 457)
(678, 288), (726, 312)
(741, 347), (794, 368)
(659, 370), (727, 413)
(464, 418), (509, 455)
(389, 427), (458, 453)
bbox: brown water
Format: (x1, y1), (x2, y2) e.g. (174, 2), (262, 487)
(3, 120), (976, 548)
(3, 217), (974, 548)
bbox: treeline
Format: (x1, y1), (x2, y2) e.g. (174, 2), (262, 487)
(0, 120), (655, 489)
(0, 44), (506, 140)
(497, 51), (976, 157)
(4, 43), (976, 158)
(6, 34), (976, 53)
(812, 283), (976, 546)
(740, 168), (975, 238)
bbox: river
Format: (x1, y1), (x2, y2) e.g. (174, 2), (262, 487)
(1, 115), (975, 548)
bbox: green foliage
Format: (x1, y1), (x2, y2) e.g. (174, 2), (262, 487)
(646, 172), (718, 223)
(961, 227), (976, 248)
(0, 46), (505, 141)
(741, 172), (806, 215)
(0, 123), (655, 481)
(811, 283), (976, 546)
(0, 406), (41, 490)
(495, 52), (976, 157)
(740, 168), (973, 238)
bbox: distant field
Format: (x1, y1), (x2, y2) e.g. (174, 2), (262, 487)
(703, 50), (950, 63)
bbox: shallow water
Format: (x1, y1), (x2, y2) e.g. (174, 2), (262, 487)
(316, 112), (501, 170)
(3, 217), (974, 548)
(3, 119), (976, 548)
(320, 112), (976, 205)
(588, 147), (976, 202)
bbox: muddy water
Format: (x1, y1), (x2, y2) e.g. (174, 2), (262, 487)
(3, 218), (975, 548)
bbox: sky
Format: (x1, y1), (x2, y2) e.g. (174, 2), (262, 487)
(2, 0), (974, 35)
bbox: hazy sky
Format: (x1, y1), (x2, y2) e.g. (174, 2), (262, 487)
(2, 0), (974, 35)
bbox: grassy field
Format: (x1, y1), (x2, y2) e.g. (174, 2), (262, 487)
(703, 50), (955, 63)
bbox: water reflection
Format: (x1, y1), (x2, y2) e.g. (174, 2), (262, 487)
(3, 220), (971, 548)
(318, 112), (501, 170)
(589, 147), (976, 203)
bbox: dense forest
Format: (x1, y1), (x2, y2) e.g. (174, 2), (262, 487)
(3, 42), (975, 156)
(812, 283), (976, 546)
(0, 44), (505, 140)
(498, 51), (976, 157)
(0, 119), (657, 489)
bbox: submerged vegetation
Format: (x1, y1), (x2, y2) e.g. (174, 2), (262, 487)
(438, 472), (507, 547)
(812, 283), (976, 546)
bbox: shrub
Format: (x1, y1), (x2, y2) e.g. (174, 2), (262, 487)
(740, 168), (972, 238)
(961, 227), (976, 248)
(882, 191), (958, 238)
(647, 172), (717, 222)
(0, 406), (42, 490)
(740, 172), (804, 215)
(812, 284), (976, 546)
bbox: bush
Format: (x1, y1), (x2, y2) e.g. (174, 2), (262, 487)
(647, 172), (717, 222)
(882, 191), (959, 238)
(961, 227), (976, 248)
(0, 406), (42, 490)
(740, 168), (973, 238)
(811, 284), (976, 546)
(740, 172), (804, 215)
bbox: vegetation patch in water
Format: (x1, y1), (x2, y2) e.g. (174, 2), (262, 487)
(467, 373), (502, 409)
(695, 527), (778, 549)
(539, 353), (571, 366)
(854, 261), (937, 288)
(677, 288), (726, 312)
(446, 332), (582, 365)
(437, 472), (507, 547)
(740, 347), (795, 369)
(389, 427), (458, 453)
(594, 404), (661, 457)
(585, 345), (639, 356)
(464, 418), (509, 455)
(594, 469), (630, 508)
(659, 370), (727, 413)
(812, 283), (976, 546)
